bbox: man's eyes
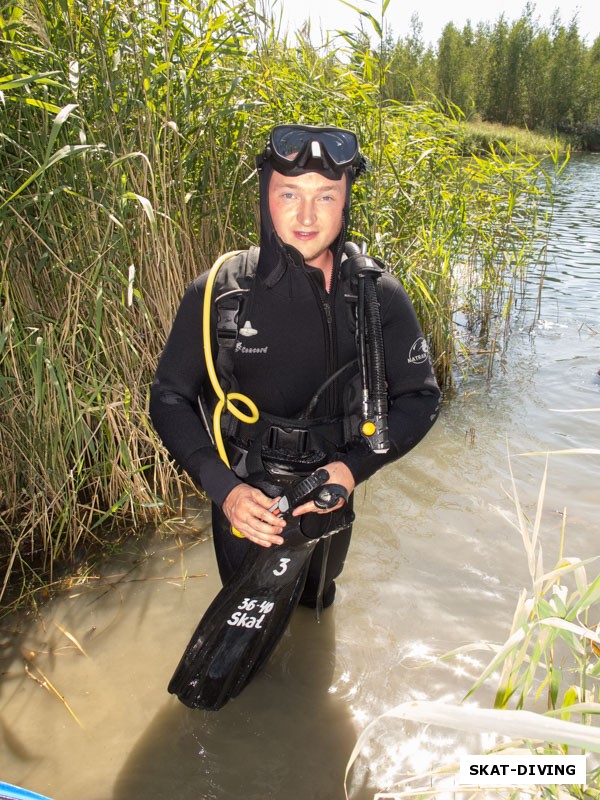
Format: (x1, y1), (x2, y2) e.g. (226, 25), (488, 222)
(279, 192), (339, 201)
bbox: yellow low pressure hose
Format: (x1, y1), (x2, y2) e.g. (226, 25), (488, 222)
(203, 251), (260, 536)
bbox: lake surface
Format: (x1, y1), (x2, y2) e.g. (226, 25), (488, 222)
(1, 155), (599, 800)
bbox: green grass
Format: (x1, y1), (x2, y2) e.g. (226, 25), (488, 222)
(463, 119), (571, 156)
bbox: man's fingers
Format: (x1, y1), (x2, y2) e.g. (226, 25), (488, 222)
(233, 493), (286, 544)
(223, 484), (287, 541)
(291, 498), (344, 517)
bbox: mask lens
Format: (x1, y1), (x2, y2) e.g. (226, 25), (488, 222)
(274, 128), (311, 161)
(318, 130), (358, 164)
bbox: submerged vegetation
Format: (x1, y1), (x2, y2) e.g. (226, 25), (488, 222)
(0, 0), (564, 606)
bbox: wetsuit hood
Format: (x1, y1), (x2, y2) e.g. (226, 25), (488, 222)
(256, 160), (354, 287)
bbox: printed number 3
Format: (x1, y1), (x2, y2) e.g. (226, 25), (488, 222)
(273, 558), (290, 577)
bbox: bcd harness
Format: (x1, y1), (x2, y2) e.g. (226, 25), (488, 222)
(201, 243), (390, 496)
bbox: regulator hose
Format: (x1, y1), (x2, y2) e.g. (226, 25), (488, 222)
(203, 251), (260, 537)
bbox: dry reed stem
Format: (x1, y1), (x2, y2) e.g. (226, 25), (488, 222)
(23, 659), (83, 728)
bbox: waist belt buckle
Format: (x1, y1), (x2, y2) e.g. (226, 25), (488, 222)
(268, 425), (308, 452)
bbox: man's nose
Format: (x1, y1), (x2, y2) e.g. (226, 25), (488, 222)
(297, 199), (317, 226)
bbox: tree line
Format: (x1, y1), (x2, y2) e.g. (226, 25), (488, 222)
(367, 4), (600, 149)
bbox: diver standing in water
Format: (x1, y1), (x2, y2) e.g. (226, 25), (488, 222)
(150, 125), (441, 708)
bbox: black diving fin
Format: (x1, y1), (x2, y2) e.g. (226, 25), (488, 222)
(168, 469), (348, 711)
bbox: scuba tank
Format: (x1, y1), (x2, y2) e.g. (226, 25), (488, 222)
(342, 241), (390, 454)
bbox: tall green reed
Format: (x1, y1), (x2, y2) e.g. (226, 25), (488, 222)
(0, 0), (554, 606)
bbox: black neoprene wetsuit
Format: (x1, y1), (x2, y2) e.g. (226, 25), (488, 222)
(150, 161), (441, 603)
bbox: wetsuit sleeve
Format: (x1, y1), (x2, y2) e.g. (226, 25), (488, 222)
(149, 276), (243, 508)
(338, 272), (441, 484)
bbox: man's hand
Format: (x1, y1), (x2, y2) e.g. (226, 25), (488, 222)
(222, 484), (286, 547)
(291, 461), (355, 517)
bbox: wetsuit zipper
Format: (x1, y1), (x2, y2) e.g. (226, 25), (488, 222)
(321, 299), (338, 414)
(306, 271), (338, 417)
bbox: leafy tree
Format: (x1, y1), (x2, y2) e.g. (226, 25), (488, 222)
(578, 34), (600, 148)
(526, 29), (551, 128)
(436, 22), (475, 114)
(547, 17), (587, 131)
(387, 16), (435, 101)
(484, 15), (510, 122)
(505, 13), (536, 125)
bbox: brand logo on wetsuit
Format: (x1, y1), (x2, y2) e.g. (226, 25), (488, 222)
(408, 337), (430, 365)
(239, 320), (258, 337)
(235, 341), (268, 354)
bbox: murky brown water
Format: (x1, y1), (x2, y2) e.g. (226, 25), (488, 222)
(1, 155), (599, 800)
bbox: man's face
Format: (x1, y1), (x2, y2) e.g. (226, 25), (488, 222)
(268, 170), (346, 269)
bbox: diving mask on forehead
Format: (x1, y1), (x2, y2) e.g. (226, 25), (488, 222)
(256, 124), (367, 180)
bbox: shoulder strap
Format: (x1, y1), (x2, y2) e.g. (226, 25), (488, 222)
(213, 246), (260, 302)
(214, 246), (260, 391)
